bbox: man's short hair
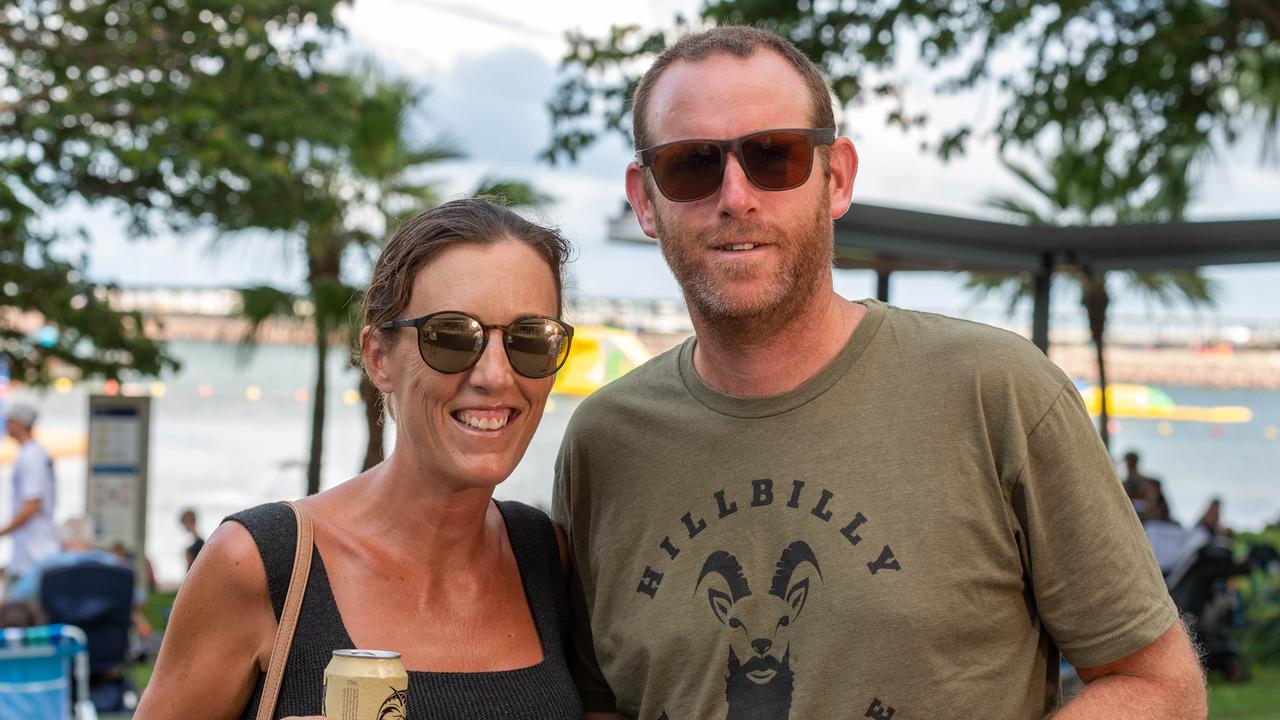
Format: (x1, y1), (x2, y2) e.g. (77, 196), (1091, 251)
(59, 517), (95, 547)
(631, 25), (837, 152)
(6, 403), (37, 429)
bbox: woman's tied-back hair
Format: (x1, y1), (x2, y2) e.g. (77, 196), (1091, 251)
(630, 25), (837, 153)
(360, 197), (572, 364)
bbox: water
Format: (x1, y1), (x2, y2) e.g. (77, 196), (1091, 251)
(1103, 386), (1280, 533)
(4, 341), (1278, 586)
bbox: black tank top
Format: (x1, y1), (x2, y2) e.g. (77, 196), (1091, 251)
(227, 500), (582, 719)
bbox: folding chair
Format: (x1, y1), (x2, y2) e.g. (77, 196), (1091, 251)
(0, 624), (97, 720)
(39, 563), (136, 714)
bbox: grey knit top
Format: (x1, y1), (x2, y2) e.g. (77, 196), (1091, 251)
(227, 500), (582, 719)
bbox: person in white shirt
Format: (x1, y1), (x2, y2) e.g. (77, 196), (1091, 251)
(3, 403), (60, 582)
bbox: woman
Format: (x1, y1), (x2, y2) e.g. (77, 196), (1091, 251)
(138, 199), (582, 719)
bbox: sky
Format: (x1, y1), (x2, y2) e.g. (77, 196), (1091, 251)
(70, 0), (1280, 324)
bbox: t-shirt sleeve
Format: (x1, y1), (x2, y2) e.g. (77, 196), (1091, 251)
(1012, 383), (1178, 669)
(552, 430), (619, 713)
(14, 446), (52, 503)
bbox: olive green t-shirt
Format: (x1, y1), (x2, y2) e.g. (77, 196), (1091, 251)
(553, 300), (1176, 719)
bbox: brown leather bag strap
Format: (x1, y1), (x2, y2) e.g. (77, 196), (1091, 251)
(256, 500), (314, 720)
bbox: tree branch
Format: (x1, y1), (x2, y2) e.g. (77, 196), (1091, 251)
(1236, 0), (1280, 38)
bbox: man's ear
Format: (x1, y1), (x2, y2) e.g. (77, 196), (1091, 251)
(360, 325), (395, 393)
(827, 137), (859, 219)
(625, 163), (660, 238)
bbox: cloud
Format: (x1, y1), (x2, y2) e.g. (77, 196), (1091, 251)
(49, 201), (307, 291)
(425, 45), (632, 180)
(395, 0), (557, 38)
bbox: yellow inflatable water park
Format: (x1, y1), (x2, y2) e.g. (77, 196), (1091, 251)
(553, 326), (654, 396)
(1077, 383), (1253, 424)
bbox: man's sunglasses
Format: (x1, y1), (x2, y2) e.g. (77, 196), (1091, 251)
(379, 311), (574, 379)
(635, 127), (837, 202)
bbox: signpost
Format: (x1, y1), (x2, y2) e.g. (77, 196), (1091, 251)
(86, 395), (151, 589)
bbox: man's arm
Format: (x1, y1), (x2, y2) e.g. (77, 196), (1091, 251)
(1053, 621), (1206, 719)
(0, 498), (43, 535)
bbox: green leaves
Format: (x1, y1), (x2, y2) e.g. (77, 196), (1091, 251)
(977, 141), (1218, 316)
(0, 0), (365, 385)
(0, 230), (179, 384)
(2, 0), (358, 234)
(544, 0), (1278, 203)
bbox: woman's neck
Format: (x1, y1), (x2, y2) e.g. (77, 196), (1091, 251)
(317, 455), (503, 574)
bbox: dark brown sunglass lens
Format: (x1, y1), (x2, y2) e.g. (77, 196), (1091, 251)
(741, 132), (811, 190)
(505, 319), (570, 378)
(652, 141), (724, 201)
(421, 314), (484, 372)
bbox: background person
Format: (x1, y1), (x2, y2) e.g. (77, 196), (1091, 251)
(8, 516), (154, 640)
(1, 402), (60, 584)
(178, 508), (204, 570)
(137, 199), (583, 719)
(1121, 449), (1162, 520)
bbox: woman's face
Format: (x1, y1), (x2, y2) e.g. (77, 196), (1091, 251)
(374, 238), (560, 492)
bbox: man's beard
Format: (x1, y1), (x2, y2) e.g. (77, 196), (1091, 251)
(654, 193), (833, 342)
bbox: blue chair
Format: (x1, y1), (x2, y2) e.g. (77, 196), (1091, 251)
(0, 623), (97, 719)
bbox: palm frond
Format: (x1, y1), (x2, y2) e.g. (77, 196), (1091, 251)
(1002, 159), (1053, 201)
(1123, 270), (1218, 310)
(473, 178), (554, 209)
(235, 285), (299, 360)
(985, 194), (1050, 226)
(960, 272), (1033, 316)
(311, 279), (363, 328)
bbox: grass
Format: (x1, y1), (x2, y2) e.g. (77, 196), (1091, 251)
(1208, 665), (1280, 719)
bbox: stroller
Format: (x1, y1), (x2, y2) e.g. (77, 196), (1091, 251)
(1163, 531), (1254, 680)
(0, 624), (98, 719)
(39, 562), (138, 713)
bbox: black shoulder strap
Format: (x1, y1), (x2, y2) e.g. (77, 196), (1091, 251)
(496, 501), (569, 651)
(224, 503), (298, 620)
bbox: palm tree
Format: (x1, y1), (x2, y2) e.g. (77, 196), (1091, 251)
(341, 72), (551, 472)
(967, 143), (1216, 448)
(237, 70), (550, 494)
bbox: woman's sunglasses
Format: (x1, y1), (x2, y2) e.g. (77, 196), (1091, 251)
(379, 311), (574, 379)
(635, 127), (837, 202)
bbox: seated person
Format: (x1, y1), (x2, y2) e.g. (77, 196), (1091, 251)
(8, 518), (123, 602)
(0, 599), (43, 628)
(9, 518), (152, 638)
(1142, 501), (1209, 575)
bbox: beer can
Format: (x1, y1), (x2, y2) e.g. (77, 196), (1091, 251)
(323, 649), (408, 720)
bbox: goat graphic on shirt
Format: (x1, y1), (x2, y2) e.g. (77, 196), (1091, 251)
(695, 541), (819, 720)
(631, 477), (903, 720)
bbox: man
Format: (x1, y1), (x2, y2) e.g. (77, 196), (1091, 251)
(554, 26), (1205, 720)
(2, 402), (60, 583)
(1121, 450), (1160, 519)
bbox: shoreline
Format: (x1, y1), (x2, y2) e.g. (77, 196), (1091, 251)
(74, 313), (1280, 392)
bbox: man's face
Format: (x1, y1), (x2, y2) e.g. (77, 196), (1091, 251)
(628, 51), (839, 326)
